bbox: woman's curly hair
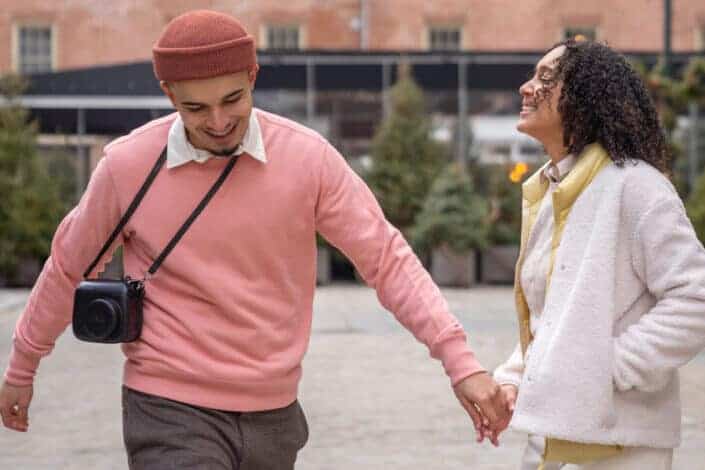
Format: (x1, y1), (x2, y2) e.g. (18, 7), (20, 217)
(543, 39), (670, 173)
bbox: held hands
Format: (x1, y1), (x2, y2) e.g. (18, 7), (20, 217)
(0, 381), (33, 432)
(478, 384), (517, 445)
(453, 372), (513, 446)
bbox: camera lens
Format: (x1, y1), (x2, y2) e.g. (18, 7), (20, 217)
(82, 298), (120, 340)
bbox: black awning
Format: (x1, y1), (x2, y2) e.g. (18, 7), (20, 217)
(25, 50), (696, 97)
(19, 49), (699, 136)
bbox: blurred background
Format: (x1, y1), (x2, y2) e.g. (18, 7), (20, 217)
(1, 0), (704, 287)
(1, 1), (705, 469)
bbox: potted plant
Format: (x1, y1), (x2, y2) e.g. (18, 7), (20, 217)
(0, 75), (68, 286)
(481, 162), (525, 284)
(365, 63), (447, 238)
(687, 168), (705, 247)
(411, 162), (488, 287)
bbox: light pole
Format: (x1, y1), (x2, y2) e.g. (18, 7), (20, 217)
(663, 0), (672, 76)
(359, 0), (370, 50)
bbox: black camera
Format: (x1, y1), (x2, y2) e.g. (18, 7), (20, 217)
(72, 277), (145, 343)
(70, 145), (237, 345)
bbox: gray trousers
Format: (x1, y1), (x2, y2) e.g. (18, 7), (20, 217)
(122, 386), (309, 470)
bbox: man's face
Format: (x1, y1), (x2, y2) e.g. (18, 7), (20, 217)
(517, 45), (565, 143)
(161, 69), (257, 155)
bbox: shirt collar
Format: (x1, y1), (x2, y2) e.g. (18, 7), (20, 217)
(166, 109), (267, 169)
(542, 154), (577, 184)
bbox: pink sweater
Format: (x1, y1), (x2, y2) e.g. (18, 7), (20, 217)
(5, 111), (483, 411)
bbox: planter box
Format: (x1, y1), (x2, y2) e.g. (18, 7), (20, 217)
(430, 247), (478, 287)
(316, 245), (332, 285)
(16, 258), (42, 286)
(0, 258), (42, 287)
(481, 245), (519, 284)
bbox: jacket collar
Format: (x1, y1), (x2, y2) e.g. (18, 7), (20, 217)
(522, 143), (611, 210)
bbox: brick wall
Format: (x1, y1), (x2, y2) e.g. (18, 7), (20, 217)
(1, 0), (703, 73)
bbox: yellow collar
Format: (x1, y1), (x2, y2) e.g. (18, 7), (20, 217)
(522, 143), (611, 210)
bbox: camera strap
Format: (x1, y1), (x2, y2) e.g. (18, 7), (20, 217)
(146, 153), (239, 278)
(83, 146), (240, 280)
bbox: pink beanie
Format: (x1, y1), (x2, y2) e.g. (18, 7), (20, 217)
(152, 10), (257, 81)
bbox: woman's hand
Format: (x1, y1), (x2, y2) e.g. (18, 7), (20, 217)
(476, 384), (517, 446)
(500, 384), (518, 412)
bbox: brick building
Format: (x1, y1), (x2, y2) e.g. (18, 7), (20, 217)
(2, 0), (704, 75)
(1, 1), (703, 198)
(1, 1), (703, 283)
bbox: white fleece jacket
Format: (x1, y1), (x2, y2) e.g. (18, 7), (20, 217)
(496, 160), (705, 448)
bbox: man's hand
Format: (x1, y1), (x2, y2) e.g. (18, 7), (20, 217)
(453, 372), (510, 445)
(0, 381), (33, 432)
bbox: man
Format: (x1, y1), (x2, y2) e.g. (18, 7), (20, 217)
(0, 10), (508, 469)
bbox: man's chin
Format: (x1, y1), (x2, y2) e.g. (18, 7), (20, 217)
(205, 137), (240, 156)
(205, 133), (243, 156)
(210, 146), (239, 157)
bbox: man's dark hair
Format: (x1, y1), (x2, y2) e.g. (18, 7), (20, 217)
(541, 39), (670, 173)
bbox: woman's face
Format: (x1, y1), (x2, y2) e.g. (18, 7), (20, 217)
(517, 45), (566, 144)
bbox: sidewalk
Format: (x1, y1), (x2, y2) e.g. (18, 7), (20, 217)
(0, 285), (703, 469)
(0, 288), (30, 314)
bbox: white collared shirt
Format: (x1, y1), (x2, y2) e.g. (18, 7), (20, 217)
(542, 153), (577, 185)
(523, 154), (577, 327)
(166, 109), (267, 169)
(494, 154), (577, 386)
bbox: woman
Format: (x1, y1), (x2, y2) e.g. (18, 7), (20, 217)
(493, 39), (705, 470)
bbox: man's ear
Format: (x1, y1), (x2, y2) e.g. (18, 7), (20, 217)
(248, 65), (260, 90)
(160, 81), (177, 107)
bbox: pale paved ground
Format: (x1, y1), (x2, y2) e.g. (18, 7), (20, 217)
(0, 285), (704, 469)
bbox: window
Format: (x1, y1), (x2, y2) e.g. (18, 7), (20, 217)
(16, 25), (54, 74)
(428, 26), (462, 51)
(563, 26), (596, 42)
(265, 25), (301, 50)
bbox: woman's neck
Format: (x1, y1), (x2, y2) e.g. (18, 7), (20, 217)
(543, 137), (570, 165)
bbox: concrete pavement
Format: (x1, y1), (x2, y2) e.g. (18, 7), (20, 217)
(0, 285), (704, 469)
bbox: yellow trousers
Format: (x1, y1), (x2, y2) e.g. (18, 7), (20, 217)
(524, 435), (673, 470)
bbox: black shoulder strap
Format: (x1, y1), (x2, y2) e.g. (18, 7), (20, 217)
(83, 147), (167, 278)
(84, 149), (241, 280)
(146, 154), (240, 276)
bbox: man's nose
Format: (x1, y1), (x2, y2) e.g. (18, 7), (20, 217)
(208, 107), (229, 131)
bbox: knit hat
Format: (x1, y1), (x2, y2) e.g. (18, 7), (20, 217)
(152, 10), (257, 81)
